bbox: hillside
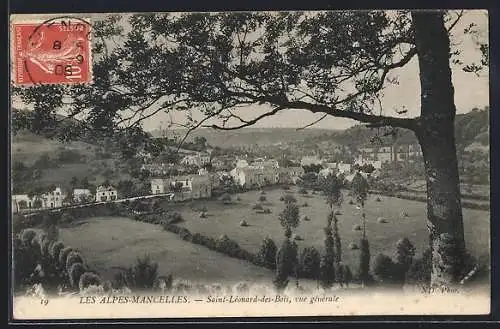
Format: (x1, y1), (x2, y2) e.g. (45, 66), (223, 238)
(316, 107), (489, 150)
(150, 127), (341, 148)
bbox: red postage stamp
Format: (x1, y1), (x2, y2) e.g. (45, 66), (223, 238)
(11, 17), (92, 86)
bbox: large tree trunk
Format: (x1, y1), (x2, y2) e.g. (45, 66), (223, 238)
(411, 11), (466, 287)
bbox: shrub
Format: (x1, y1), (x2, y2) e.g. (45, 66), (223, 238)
(240, 220), (248, 227)
(348, 199), (354, 205)
(257, 237), (277, 269)
(40, 238), (52, 258)
(21, 229), (37, 247)
(125, 255), (159, 290)
(215, 234), (241, 256)
(299, 247), (321, 279)
(66, 251), (84, 273)
(178, 228), (192, 241)
(79, 272), (102, 291)
(61, 213), (75, 224)
(58, 247), (75, 269)
(301, 202), (309, 207)
(69, 263), (86, 288)
(169, 212), (183, 224)
(302, 216), (310, 222)
(50, 241), (65, 261)
(373, 253), (397, 283)
(282, 194), (297, 204)
(164, 224), (181, 234)
(280, 196), (285, 201)
(221, 193), (232, 204)
(191, 233), (204, 245)
(375, 197), (382, 202)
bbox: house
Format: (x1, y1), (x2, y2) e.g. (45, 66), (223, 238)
(300, 156), (322, 167)
(12, 194), (41, 212)
(230, 165), (279, 188)
(95, 185), (118, 202)
(41, 187), (66, 208)
(151, 174), (212, 199)
(141, 163), (174, 176)
(251, 158), (279, 169)
(73, 189), (93, 203)
(356, 143), (422, 165)
(180, 152), (211, 167)
(278, 166), (305, 184)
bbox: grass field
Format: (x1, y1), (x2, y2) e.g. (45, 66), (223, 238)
(163, 187), (490, 273)
(59, 217), (275, 284)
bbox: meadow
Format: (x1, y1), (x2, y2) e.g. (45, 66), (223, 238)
(59, 217), (276, 284)
(164, 187), (490, 273)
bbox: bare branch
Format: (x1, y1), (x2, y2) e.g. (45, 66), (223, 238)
(206, 106), (285, 130)
(446, 10), (464, 33)
(296, 114), (328, 131)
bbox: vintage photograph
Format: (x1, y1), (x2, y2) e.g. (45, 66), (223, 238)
(10, 9), (490, 319)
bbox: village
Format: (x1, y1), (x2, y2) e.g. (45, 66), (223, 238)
(12, 141), (423, 213)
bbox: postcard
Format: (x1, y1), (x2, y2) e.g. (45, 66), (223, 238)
(9, 9), (490, 320)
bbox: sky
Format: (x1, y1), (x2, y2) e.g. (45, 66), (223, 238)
(11, 10), (489, 132)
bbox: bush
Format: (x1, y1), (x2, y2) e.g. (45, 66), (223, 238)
(66, 251), (84, 273)
(61, 212), (75, 224)
(169, 212), (183, 224)
(299, 247), (321, 279)
(50, 241), (65, 261)
(407, 248), (432, 284)
(164, 224), (181, 234)
(21, 229), (37, 247)
(280, 196), (285, 201)
(257, 237), (277, 269)
(240, 220), (248, 227)
(348, 199), (354, 205)
(58, 247), (75, 269)
(373, 253), (397, 283)
(40, 238), (52, 258)
(302, 216), (310, 221)
(221, 193), (232, 204)
(124, 255), (159, 290)
(301, 202), (309, 207)
(215, 234), (241, 256)
(79, 272), (102, 291)
(375, 197), (382, 202)
(69, 263), (86, 288)
(178, 228), (192, 241)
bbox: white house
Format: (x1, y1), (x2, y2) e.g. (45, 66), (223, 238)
(231, 166), (278, 188)
(151, 175), (211, 199)
(12, 194), (41, 212)
(73, 188), (93, 203)
(300, 156), (322, 167)
(95, 185), (118, 202)
(41, 187), (66, 208)
(180, 152), (211, 167)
